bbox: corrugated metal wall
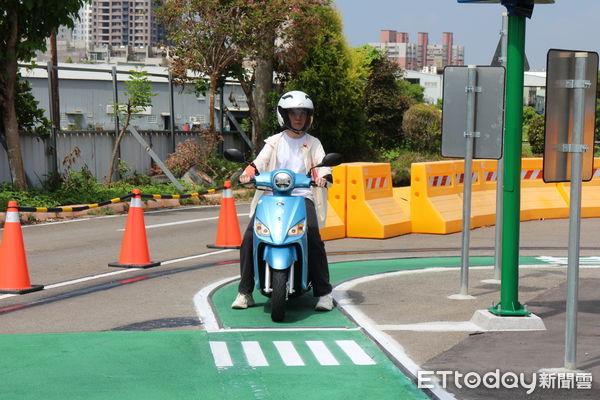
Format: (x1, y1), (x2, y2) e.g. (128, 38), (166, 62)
(0, 130), (244, 186)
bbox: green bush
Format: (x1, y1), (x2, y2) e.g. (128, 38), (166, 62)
(401, 104), (442, 154)
(527, 113), (546, 155)
(378, 148), (444, 187)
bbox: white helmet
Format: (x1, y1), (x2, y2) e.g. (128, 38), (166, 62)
(277, 90), (314, 133)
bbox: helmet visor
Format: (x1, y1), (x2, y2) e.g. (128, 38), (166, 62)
(288, 108), (309, 118)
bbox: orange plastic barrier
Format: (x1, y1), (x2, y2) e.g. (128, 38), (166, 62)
(345, 162), (410, 238)
(556, 158), (600, 218)
(320, 165), (346, 241)
(519, 158), (569, 221)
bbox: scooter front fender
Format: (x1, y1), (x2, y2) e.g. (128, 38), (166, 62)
(263, 245), (297, 270)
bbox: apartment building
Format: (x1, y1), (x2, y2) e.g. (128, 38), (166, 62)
(370, 30), (464, 71)
(91, 0), (164, 48)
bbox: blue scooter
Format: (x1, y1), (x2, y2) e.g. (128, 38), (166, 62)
(224, 149), (342, 322)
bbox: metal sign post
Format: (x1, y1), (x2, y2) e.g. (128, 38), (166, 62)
(442, 65), (505, 299)
(460, 0), (556, 320)
(492, 12), (509, 283)
(459, 66), (478, 298)
(542, 49), (598, 370)
(564, 53), (587, 371)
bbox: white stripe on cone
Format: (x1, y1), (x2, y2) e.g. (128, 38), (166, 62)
(130, 197), (143, 208)
(5, 211), (19, 223)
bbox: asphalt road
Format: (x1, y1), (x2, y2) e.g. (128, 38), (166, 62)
(2, 204), (599, 335)
(3, 202), (600, 399)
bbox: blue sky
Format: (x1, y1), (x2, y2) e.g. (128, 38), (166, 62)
(333, 0), (600, 70)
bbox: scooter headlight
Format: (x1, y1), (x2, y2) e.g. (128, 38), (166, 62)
(287, 220), (305, 236)
(273, 172), (292, 191)
(254, 219), (271, 236)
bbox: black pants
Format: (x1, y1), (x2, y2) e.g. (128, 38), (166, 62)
(238, 198), (332, 297)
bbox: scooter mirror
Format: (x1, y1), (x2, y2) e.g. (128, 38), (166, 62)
(318, 153), (343, 167)
(223, 148), (246, 163)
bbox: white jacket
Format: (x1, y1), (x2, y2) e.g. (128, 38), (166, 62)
(247, 132), (332, 228)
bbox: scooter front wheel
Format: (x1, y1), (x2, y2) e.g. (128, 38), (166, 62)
(270, 268), (288, 322)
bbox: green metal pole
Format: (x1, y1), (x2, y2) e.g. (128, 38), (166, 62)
(489, 13), (530, 316)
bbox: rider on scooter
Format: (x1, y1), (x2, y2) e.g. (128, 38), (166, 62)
(231, 90), (334, 311)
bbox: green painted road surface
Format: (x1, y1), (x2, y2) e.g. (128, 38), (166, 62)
(0, 330), (426, 400)
(0, 256), (550, 399)
(215, 256), (547, 330)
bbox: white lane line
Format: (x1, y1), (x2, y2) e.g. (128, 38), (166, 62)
(376, 321), (481, 332)
(44, 269), (138, 289)
(0, 269), (138, 300)
(193, 276), (240, 332)
(161, 249), (234, 265)
(242, 341), (269, 367)
(334, 271), (458, 400)
(306, 340), (339, 366)
(274, 341), (305, 366)
(0, 249), (235, 302)
(209, 341), (233, 368)
(211, 327), (361, 333)
(118, 213), (250, 231)
(336, 340), (376, 365)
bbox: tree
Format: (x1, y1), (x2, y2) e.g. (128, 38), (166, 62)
(364, 52), (413, 149)
(158, 0), (246, 133)
(158, 0), (326, 154)
(398, 79), (425, 104)
(526, 112), (545, 155)
(284, 6), (368, 161)
(106, 70), (156, 183)
(0, 0), (87, 189)
(401, 104), (442, 154)
(0, 72), (51, 153)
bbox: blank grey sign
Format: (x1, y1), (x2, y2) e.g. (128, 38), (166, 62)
(543, 49), (598, 183)
(442, 66), (505, 159)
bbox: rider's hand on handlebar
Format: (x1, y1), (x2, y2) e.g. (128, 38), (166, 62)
(314, 177), (328, 187)
(239, 173), (252, 184)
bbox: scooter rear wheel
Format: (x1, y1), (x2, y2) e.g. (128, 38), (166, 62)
(270, 268), (288, 322)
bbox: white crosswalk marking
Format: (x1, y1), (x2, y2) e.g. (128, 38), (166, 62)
(336, 340), (376, 365)
(242, 341), (269, 367)
(209, 339), (376, 368)
(306, 340), (340, 366)
(537, 256), (600, 266)
(273, 341), (305, 366)
(209, 341), (233, 368)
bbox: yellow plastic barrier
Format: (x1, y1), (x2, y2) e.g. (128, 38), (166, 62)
(556, 157), (600, 218)
(519, 158), (569, 221)
(410, 160), (462, 234)
(392, 186), (411, 218)
(320, 165), (346, 241)
(345, 162), (410, 238)
(411, 158), (575, 234)
(468, 159), (498, 228)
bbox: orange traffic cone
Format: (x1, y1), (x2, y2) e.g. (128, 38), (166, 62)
(0, 201), (44, 294)
(109, 189), (160, 269)
(207, 181), (242, 249)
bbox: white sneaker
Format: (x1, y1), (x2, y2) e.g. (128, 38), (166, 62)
(315, 294), (334, 311)
(231, 293), (255, 309)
